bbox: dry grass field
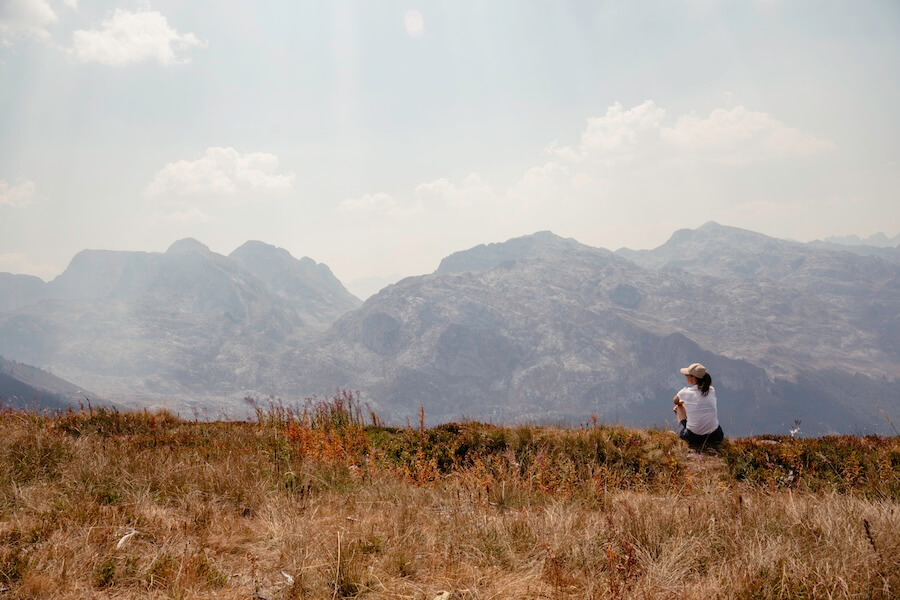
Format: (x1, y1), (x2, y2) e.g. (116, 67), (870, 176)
(1, 394), (898, 599)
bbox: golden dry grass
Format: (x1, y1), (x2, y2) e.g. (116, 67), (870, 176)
(0, 402), (897, 599)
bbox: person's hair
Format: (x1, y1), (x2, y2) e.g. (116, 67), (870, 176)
(697, 373), (712, 396)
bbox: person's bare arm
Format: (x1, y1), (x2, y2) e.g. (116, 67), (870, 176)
(673, 399), (687, 422)
(673, 394), (686, 421)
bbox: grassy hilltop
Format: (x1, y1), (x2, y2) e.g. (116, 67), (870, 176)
(1, 395), (898, 599)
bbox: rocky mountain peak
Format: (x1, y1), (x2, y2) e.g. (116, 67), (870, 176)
(228, 241), (360, 327)
(229, 241), (300, 278)
(669, 221), (782, 246)
(616, 222), (811, 278)
(0, 273), (47, 313)
(1, 227), (895, 434)
(296, 226), (899, 435)
(436, 230), (600, 274)
(232, 240), (293, 258)
(48, 249), (144, 300)
(166, 238), (211, 255)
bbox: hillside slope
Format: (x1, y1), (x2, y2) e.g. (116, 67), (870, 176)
(0, 240), (356, 406)
(0, 356), (98, 410)
(288, 227), (899, 435)
(0, 226), (895, 434)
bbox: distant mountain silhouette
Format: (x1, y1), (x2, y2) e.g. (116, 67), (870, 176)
(229, 240), (360, 327)
(0, 227), (896, 434)
(619, 220), (900, 271)
(822, 232), (900, 247)
(807, 238), (900, 264)
(289, 227), (899, 435)
(0, 240), (358, 407)
(436, 230), (591, 274)
(0, 273), (47, 313)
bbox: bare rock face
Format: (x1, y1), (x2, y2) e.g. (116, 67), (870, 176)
(614, 222), (900, 378)
(0, 226), (896, 435)
(0, 240), (356, 408)
(291, 228), (899, 435)
(436, 230), (591, 274)
(229, 240), (360, 328)
(359, 312), (403, 355)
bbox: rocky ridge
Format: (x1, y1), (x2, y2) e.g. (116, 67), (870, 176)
(0, 240), (358, 409)
(288, 225), (899, 435)
(0, 226), (896, 434)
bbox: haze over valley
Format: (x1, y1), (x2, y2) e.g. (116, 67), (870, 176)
(1, 223), (897, 436)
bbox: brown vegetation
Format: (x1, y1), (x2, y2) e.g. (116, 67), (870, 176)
(1, 396), (898, 599)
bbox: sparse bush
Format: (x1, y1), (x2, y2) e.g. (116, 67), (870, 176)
(93, 556), (116, 589)
(327, 534), (368, 598)
(723, 435), (900, 498)
(0, 546), (27, 586)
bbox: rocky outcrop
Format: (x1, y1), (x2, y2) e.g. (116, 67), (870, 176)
(229, 240), (360, 327)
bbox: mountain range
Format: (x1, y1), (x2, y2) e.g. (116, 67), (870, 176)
(822, 232), (900, 248)
(0, 224), (897, 434)
(0, 239), (359, 412)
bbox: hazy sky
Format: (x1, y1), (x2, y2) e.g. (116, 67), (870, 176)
(2, 1), (898, 297)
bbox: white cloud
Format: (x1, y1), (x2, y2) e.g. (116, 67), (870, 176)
(580, 101), (667, 155)
(415, 166), (574, 212)
(549, 101), (831, 166)
(146, 147), (295, 197)
(415, 178), (455, 198)
(61, 0), (77, 8)
(514, 162), (569, 196)
(0, 0), (57, 44)
(0, 179), (36, 207)
(662, 106), (834, 163)
(0, 252), (59, 280)
(549, 101), (667, 163)
(71, 9), (204, 66)
(331, 99), (837, 265)
(403, 10), (424, 38)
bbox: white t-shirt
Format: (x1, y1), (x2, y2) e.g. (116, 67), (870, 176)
(677, 384), (719, 435)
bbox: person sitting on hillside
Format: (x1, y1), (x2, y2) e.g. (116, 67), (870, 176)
(673, 362), (724, 450)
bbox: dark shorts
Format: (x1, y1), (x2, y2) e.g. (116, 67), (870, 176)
(679, 420), (724, 450)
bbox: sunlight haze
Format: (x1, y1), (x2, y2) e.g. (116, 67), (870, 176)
(1, 0), (898, 297)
